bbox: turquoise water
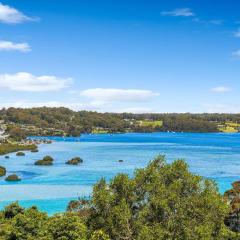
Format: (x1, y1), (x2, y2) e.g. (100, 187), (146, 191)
(0, 132), (240, 215)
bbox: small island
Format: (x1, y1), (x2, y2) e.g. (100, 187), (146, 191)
(16, 152), (25, 156)
(31, 149), (39, 153)
(65, 157), (83, 165)
(35, 155), (54, 166)
(0, 166), (6, 177)
(5, 174), (21, 182)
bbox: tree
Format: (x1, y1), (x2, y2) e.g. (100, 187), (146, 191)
(8, 126), (26, 141)
(86, 155), (231, 239)
(47, 213), (87, 240)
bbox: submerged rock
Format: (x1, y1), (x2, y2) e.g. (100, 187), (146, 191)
(118, 159), (124, 162)
(66, 157), (83, 165)
(4, 156), (10, 159)
(5, 174), (21, 181)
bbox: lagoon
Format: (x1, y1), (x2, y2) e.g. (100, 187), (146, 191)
(0, 132), (240, 214)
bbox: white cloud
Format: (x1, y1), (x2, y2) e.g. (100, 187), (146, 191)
(203, 104), (240, 113)
(0, 72), (71, 92)
(0, 2), (34, 24)
(80, 88), (159, 102)
(0, 101), (84, 110)
(234, 29), (240, 38)
(210, 86), (231, 93)
(161, 8), (194, 17)
(232, 50), (240, 58)
(0, 40), (31, 52)
(116, 107), (154, 113)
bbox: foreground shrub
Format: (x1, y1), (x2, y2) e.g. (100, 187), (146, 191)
(0, 203), (87, 240)
(47, 213), (87, 240)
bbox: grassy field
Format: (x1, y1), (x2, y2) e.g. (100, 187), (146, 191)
(138, 120), (163, 128)
(91, 128), (109, 134)
(218, 122), (240, 133)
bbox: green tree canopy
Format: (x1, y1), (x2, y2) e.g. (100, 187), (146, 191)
(85, 155), (232, 240)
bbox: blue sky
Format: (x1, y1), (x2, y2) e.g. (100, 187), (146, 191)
(0, 0), (240, 113)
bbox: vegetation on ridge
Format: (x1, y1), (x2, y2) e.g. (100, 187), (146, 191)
(3, 107), (240, 137)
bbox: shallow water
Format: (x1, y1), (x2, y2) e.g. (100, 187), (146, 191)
(0, 132), (240, 214)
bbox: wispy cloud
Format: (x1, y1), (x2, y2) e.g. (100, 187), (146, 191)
(0, 40), (31, 52)
(193, 18), (224, 25)
(232, 50), (240, 58)
(116, 107), (154, 113)
(161, 8), (195, 17)
(203, 104), (240, 113)
(80, 88), (159, 103)
(0, 2), (35, 24)
(0, 72), (71, 92)
(234, 29), (240, 38)
(210, 86), (231, 93)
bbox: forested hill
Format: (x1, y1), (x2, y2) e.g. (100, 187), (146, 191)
(0, 107), (240, 136)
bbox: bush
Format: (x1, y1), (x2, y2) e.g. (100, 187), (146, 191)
(66, 157), (83, 165)
(0, 166), (6, 177)
(5, 174), (21, 181)
(3, 202), (24, 219)
(47, 214), (87, 240)
(16, 152), (25, 156)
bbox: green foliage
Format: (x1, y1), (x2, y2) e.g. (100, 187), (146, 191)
(8, 126), (26, 141)
(0, 166), (6, 177)
(90, 230), (111, 240)
(0, 203), (87, 240)
(1, 107), (233, 135)
(47, 214), (87, 240)
(3, 202), (24, 219)
(86, 155), (230, 239)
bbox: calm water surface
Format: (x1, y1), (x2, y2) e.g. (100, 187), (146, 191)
(0, 132), (239, 214)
